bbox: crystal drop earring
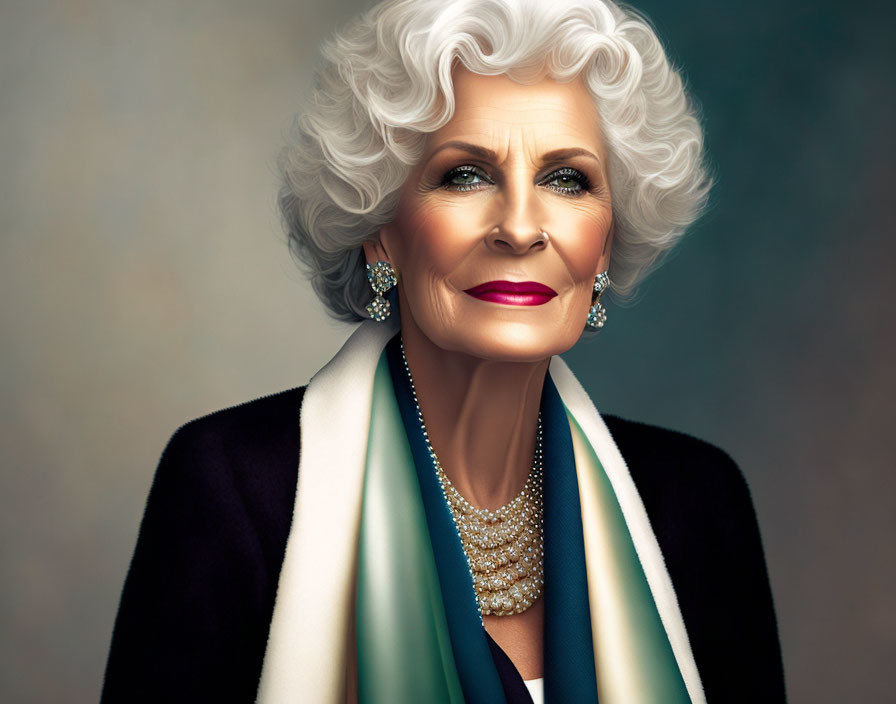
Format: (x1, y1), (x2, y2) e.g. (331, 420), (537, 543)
(365, 261), (398, 322)
(586, 271), (609, 330)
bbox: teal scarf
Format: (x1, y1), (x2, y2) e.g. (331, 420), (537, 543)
(257, 321), (705, 704)
(355, 336), (689, 703)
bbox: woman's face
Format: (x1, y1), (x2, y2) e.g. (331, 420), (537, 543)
(372, 68), (613, 363)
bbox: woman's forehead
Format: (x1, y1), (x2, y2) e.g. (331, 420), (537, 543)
(426, 69), (605, 159)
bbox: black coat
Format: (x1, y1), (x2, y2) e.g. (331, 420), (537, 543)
(101, 386), (786, 702)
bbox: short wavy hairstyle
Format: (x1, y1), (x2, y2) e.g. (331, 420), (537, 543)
(279, 0), (711, 321)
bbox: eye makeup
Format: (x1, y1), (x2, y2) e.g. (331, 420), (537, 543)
(539, 167), (591, 195)
(424, 141), (607, 199)
(441, 164), (494, 192)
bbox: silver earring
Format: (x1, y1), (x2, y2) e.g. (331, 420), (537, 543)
(366, 261), (398, 322)
(586, 271), (609, 330)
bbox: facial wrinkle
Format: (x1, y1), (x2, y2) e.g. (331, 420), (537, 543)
(378, 69), (614, 512)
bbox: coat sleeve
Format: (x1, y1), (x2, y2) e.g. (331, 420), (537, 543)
(101, 412), (288, 702)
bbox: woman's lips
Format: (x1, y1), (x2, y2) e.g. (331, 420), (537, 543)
(463, 280), (558, 306)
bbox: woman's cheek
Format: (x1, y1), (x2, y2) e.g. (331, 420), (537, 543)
(402, 264), (457, 331)
(555, 210), (613, 281)
(416, 212), (476, 268)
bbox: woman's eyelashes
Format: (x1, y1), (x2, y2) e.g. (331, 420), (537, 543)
(539, 167), (592, 196)
(439, 164), (595, 196)
(441, 165), (493, 191)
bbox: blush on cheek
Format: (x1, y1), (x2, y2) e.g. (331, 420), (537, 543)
(401, 223), (479, 291)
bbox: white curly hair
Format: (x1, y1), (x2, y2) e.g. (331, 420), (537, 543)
(279, 0), (711, 321)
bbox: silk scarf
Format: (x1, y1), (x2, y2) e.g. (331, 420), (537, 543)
(257, 321), (706, 703)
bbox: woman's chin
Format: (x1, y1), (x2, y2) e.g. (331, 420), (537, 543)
(420, 317), (581, 364)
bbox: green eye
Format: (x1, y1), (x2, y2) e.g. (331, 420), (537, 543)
(543, 168), (589, 195)
(451, 171), (479, 185)
(443, 165), (491, 191)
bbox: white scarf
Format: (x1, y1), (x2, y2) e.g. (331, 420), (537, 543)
(256, 320), (705, 703)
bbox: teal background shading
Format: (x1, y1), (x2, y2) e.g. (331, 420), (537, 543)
(1, 0), (893, 701)
(565, 3), (895, 701)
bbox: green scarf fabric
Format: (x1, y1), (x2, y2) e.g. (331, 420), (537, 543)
(256, 321), (704, 704)
(356, 353), (466, 702)
(354, 343), (691, 703)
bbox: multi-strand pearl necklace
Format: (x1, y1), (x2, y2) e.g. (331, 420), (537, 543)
(400, 341), (545, 617)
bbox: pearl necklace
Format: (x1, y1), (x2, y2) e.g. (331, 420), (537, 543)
(400, 341), (545, 616)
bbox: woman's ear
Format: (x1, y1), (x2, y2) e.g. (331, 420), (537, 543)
(362, 233), (390, 267)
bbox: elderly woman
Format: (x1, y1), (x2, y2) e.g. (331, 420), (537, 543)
(102, 0), (785, 702)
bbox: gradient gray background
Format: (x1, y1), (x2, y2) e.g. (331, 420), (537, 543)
(2, 0), (893, 701)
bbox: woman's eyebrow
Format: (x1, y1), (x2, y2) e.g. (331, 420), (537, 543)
(426, 142), (602, 167)
(427, 140), (499, 162)
(540, 147), (602, 165)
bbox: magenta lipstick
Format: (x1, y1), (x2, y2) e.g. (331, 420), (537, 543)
(463, 280), (557, 306)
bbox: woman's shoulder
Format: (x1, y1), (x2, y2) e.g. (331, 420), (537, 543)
(600, 413), (760, 546)
(601, 413), (746, 494)
(154, 387), (307, 553)
(104, 386), (309, 701)
(601, 413), (737, 463)
(168, 386), (307, 460)
(601, 413), (767, 579)
(601, 415), (786, 700)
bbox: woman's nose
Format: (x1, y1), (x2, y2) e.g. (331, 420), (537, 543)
(487, 180), (548, 255)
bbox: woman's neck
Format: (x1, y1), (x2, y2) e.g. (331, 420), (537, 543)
(400, 321), (549, 510)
